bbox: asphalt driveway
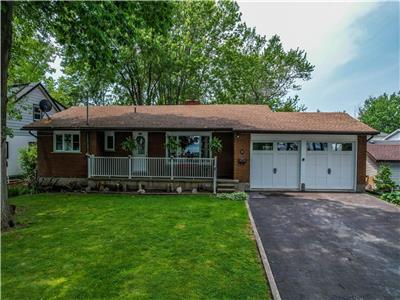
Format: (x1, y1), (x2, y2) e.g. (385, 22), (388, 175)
(249, 192), (400, 300)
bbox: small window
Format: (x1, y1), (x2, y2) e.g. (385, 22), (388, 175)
(253, 142), (273, 151)
(104, 131), (115, 151)
(33, 104), (41, 120)
(6, 142), (9, 159)
(54, 132), (80, 152)
(307, 142), (328, 151)
(277, 142), (298, 151)
(332, 143), (352, 151)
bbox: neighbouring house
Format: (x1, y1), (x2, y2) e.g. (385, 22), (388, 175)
(366, 129), (400, 189)
(7, 83), (65, 177)
(23, 101), (378, 192)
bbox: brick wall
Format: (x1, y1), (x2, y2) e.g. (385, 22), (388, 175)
(37, 130), (88, 178)
(233, 133), (250, 182)
(357, 135), (367, 190)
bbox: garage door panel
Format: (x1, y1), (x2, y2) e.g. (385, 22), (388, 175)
(251, 152), (274, 188)
(306, 142), (355, 190)
(251, 141), (299, 189)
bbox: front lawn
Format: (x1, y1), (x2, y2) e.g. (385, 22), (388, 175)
(2, 194), (269, 299)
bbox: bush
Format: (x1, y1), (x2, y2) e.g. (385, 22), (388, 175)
(8, 185), (31, 198)
(374, 165), (396, 193)
(19, 144), (38, 192)
(216, 192), (248, 201)
(381, 191), (400, 205)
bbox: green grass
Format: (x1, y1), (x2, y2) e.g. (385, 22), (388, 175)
(2, 194), (269, 299)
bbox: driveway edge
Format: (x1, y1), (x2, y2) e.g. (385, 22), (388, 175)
(245, 200), (281, 300)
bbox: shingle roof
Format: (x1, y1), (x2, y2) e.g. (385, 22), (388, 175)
(23, 105), (378, 134)
(367, 144), (400, 161)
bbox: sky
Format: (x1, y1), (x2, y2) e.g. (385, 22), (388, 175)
(239, 1), (399, 115)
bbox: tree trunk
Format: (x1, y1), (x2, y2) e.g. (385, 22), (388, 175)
(1, 1), (15, 229)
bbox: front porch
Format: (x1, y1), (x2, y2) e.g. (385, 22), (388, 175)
(87, 155), (218, 193)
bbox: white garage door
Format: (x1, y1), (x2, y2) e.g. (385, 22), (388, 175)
(251, 141), (300, 189)
(305, 142), (355, 190)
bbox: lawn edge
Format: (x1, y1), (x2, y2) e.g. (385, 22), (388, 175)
(245, 200), (281, 300)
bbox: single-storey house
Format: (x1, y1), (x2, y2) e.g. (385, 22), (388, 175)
(366, 142), (400, 189)
(23, 101), (378, 192)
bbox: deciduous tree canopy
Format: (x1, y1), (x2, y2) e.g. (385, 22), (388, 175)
(359, 92), (400, 133)
(11, 1), (314, 110)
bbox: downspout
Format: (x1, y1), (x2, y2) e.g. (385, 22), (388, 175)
(28, 130), (38, 138)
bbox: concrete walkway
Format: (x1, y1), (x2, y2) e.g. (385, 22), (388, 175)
(249, 192), (400, 300)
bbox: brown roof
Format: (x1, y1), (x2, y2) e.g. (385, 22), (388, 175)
(23, 105), (378, 134)
(367, 143), (400, 161)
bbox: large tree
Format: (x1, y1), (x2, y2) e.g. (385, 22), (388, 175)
(359, 92), (400, 133)
(2, 1), (15, 229)
(49, 1), (313, 107)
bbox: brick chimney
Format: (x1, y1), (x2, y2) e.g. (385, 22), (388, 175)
(185, 99), (200, 105)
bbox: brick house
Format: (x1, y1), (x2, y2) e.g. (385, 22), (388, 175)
(23, 102), (378, 192)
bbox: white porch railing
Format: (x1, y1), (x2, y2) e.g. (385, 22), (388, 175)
(87, 155), (218, 193)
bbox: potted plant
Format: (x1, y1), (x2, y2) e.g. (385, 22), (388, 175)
(121, 136), (137, 154)
(165, 136), (180, 157)
(210, 137), (223, 156)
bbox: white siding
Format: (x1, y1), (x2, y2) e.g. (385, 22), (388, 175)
(387, 162), (400, 187)
(366, 156), (378, 177)
(7, 86), (59, 137)
(6, 85), (63, 176)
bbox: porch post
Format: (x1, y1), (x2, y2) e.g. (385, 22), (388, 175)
(213, 156), (217, 194)
(128, 155), (132, 179)
(170, 156), (174, 180)
(87, 155), (91, 178)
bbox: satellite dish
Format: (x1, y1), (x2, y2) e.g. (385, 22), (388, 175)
(39, 99), (53, 112)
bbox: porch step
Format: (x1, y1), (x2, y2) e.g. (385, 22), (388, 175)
(217, 183), (237, 188)
(216, 179), (239, 193)
(217, 179), (239, 183)
(217, 188), (237, 193)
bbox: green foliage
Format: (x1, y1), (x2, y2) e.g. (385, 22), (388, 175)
(374, 165), (396, 193)
(121, 136), (137, 153)
(19, 144), (38, 191)
(9, 6), (56, 85)
(210, 137), (223, 155)
(359, 92), (400, 133)
(217, 192), (248, 201)
(8, 185), (30, 198)
(381, 191), (400, 205)
(3, 194), (269, 299)
(17, 1), (312, 108)
(165, 136), (180, 156)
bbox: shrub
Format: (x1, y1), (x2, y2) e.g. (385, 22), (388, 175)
(374, 165), (396, 193)
(381, 191), (400, 205)
(8, 185), (31, 198)
(19, 144), (38, 192)
(217, 192), (248, 201)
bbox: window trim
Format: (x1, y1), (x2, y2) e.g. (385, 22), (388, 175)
(104, 131), (115, 152)
(33, 104), (42, 121)
(53, 131), (80, 153)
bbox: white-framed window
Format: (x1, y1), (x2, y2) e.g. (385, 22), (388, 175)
(165, 132), (211, 158)
(33, 104), (41, 121)
(53, 131), (80, 153)
(253, 142), (273, 151)
(104, 131), (115, 151)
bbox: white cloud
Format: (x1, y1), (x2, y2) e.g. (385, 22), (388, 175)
(238, 1), (379, 88)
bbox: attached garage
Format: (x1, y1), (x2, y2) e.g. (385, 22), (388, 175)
(250, 135), (357, 191)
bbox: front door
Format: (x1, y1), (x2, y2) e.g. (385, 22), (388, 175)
(132, 132), (148, 174)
